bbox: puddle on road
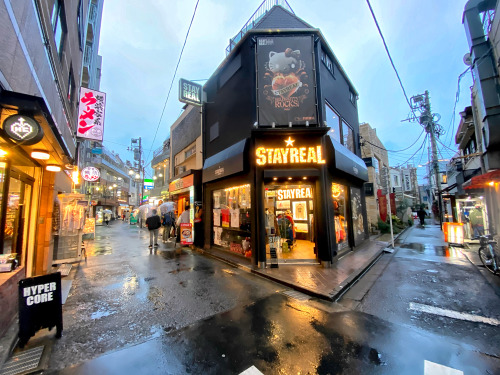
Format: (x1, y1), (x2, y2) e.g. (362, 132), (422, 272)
(399, 243), (462, 258)
(91, 308), (116, 320)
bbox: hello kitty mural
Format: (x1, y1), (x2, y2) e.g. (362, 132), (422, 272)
(257, 36), (317, 126)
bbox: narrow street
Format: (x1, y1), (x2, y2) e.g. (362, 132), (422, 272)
(10, 220), (497, 375)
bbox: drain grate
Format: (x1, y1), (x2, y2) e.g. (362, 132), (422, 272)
(0, 346), (44, 375)
(282, 290), (310, 301)
(57, 263), (72, 276)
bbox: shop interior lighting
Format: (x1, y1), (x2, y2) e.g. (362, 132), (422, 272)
(488, 181), (494, 186)
(0, 148), (7, 157)
(288, 177), (292, 180)
(46, 165), (61, 172)
(303, 177), (307, 180)
(273, 177), (277, 181)
(31, 150), (50, 160)
(479, 196), (484, 199)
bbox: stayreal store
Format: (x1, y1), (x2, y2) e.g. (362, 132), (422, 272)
(201, 7), (369, 268)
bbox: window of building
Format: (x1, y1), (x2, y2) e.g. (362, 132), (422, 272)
(321, 49), (334, 76)
(210, 122), (219, 142)
(67, 67), (75, 108)
(331, 183), (349, 251)
(77, 0), (84, 50)
(185, 145), (196, 159)
(342, 120), (355, 153)
(393, 174), (399, 187)
(349, 90), (357, 106)
(373, 157), (380, 185)
(325, 102), (340, 143)
(52, 0), (66, 59)
(212, 184), (251, 256)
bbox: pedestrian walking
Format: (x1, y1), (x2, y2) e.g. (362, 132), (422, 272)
(469, 205), (484, 237)
(146, 209), (162, 248)
(417, 206), (426, 226)
(162, 211), (175, 242)
(176, 204), (190, 245)
(104, 212), (111, 226)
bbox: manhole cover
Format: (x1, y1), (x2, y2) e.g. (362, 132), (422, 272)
(0, 346), (44, 375)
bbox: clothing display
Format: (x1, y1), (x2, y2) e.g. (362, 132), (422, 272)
(62, 202), (85, 233)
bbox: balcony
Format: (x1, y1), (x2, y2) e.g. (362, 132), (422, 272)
(151, 143), (170, 167)
(225, 0), (294, 55)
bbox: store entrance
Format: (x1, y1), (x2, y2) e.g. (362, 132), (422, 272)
(264, 183), (317, 262)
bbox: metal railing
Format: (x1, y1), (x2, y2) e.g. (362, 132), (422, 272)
(225, 0), (294, 55)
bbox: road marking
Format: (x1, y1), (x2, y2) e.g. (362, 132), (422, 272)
(424, 360), (463, 375)
(239, 365), (264, 375)
(410, 302), (500, 326)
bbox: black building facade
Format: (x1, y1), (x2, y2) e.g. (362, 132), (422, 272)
(201, 6), (368, 267)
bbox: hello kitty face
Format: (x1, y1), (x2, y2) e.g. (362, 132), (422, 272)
(268, 48), (301, 74)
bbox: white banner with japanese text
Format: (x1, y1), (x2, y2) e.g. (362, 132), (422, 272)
(77, 87), (106, 141)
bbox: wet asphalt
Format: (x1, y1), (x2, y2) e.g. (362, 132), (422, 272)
(20, 220), (500, 374)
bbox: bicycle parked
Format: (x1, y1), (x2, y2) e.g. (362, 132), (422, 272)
(475, 234), (499, 275)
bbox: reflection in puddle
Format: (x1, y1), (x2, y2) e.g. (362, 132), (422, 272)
(399, 243), (463, 258)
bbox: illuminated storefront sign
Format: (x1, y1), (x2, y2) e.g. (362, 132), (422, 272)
(256, 137), (325, 166)
(169, 174), (194, 192)
(77, 87), (106, 141)
(277, 187), (312, 200)
(2, 114), (43, 145)
(81, 166), (100, 182)
(179, 78), (202, 106)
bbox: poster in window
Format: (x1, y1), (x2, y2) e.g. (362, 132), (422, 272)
(213, 226), (222, 245)
(292, 201), (307, 221)
(213, 209), (221, 226)
(351, 187), (365, 245)
(213, 191), (221, 209)
(276, 200), (290, 210)
(221, 208), (230, 228)
(257, 36), (317, 126)
(230, 209), (240, 228)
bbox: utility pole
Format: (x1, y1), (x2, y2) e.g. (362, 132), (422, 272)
(405, 91), (443, 228)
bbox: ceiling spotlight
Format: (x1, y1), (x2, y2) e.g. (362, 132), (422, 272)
(288, 177), (292, 180)
(31, 150), (50, 160)
(46, 165), (61, 172)
(303, 177), (307, 180)
(0, 148), (7, 157)
(273, 177), (277, 181)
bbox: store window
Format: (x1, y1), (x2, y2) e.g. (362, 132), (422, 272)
(342, 120), (355, 153)
(351, 187), (365, 245)
(325, 102), (341, 143)
(212, 184), (251, 257)
(332, 183), (349, 250)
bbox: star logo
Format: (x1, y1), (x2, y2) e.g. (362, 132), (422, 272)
(284, 137), (295, 147)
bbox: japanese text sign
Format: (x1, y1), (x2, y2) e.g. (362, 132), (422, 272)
(77, 87), (106, 141)
(81, 166), (100, 182)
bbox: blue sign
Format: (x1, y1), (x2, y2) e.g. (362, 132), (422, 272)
(91, 148), (102, 154)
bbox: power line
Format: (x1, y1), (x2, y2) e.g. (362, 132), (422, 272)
(436, 136), (458, 154)
(361, 128), (425, 153)
(365, 0), (417, 118)
(416, 133), (428, 167)
(444, 67), (470, 147)
(144, 0), (200, 166)
(394, 133), (428, 168)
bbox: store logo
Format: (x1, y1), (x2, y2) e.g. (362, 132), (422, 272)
(2, 115), (43, 145)
(256, 137), (325, 166)
(277, 187), (312, 200)
(81, 166), (100, 182)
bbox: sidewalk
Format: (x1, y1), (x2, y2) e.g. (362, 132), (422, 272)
(196, 233), (402, 301)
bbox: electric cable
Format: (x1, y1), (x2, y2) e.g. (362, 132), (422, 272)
(360, 128), (425, 153)
(444, 67), (470, 147)
(416, 133), (428, 167)
(394, 133), (428, 168)
(144, 0), (200, 166)
(365, 0), (418, 118)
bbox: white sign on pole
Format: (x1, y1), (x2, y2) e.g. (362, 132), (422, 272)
(77, 87), (106, 141)
(380, 166), (389, 195)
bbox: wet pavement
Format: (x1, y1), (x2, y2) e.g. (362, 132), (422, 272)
(1, 220), (499, 374)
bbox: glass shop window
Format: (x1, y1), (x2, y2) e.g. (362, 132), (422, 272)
(212, 184), (252, 257)
(342, 120), (355, 153)
(325, 102), (341, 143)
(331, 183), (349, 251)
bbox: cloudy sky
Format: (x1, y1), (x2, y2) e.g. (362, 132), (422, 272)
(98, 0), (473, 181)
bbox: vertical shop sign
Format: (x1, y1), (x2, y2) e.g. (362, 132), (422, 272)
(180, 223), (193, 245)
(257, 36), (317, 126)
(77, 87), (106, 141)
(18, 273), (63, 347)
(377, 189), (388, 222)
(403, 171), (412, 191)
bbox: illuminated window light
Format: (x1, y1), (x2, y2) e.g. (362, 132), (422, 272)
(31, 150), (50, 160)
(46, 165), (61, 172)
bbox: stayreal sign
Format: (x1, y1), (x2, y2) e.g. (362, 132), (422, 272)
(178, 78), (202, 106)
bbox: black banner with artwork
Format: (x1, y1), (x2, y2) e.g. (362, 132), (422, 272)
(257, 36), (317, 126)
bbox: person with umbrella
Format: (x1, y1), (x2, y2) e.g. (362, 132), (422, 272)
(146, 209), (162, 249)
(103, 209), (112, 226)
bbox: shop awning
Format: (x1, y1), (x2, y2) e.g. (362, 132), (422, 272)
(464, 169), (500, 189)
(203, 138), (248, 183)
(325, 137), (368, 182)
